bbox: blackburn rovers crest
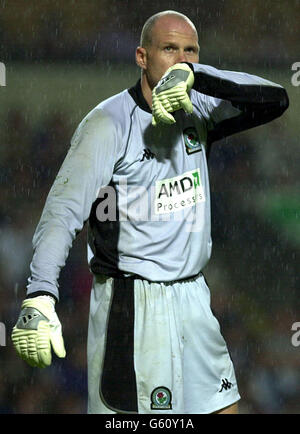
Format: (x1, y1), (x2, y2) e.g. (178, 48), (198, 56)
(184, 127), (202, 155)
(151, 386), (172, 410)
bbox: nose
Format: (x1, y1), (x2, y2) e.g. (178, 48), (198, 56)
(176, 50), (188, 63)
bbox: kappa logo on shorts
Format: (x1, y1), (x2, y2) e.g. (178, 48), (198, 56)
(150, 386), (172, 410)
(219, 378), (233, 392)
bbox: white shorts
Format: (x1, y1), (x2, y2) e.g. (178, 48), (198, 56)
(87, 273), (240, 414)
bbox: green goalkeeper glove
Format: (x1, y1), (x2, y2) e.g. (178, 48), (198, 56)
(152, 63), (194, 126)
(11, 295), (66, 368)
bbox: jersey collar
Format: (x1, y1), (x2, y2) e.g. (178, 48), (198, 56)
(128, 79), (152, 114)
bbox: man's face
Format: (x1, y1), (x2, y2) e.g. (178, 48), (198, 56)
(143, 16), (199, 89)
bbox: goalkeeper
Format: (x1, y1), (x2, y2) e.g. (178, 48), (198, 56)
(12, 10), (288, 414)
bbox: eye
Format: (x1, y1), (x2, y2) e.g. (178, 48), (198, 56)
(164, 46), (174, 52)
(185, 47), (196, 54)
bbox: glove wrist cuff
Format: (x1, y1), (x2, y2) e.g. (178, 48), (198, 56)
(36, 295), (56, 306)
(26, 291), (58, 303)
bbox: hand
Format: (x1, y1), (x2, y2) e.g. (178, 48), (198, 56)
(11, 295), (66, 368)
(152, 63), (194, 126)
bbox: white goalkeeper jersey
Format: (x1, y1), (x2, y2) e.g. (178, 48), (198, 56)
(26, 63), (288, 300)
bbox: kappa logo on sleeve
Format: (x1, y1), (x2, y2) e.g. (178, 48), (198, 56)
(155, 168), (205, 215)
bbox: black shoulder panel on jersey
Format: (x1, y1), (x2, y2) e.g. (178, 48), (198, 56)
(192, 68), (289, 145)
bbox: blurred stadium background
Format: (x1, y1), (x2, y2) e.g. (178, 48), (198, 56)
(0, 0), (299, 414)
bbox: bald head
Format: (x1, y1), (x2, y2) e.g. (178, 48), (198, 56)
(140, 10), (198, 48)
(136, 10), (199, 106)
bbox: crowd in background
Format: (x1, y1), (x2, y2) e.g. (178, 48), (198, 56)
(0, 0), (299, 414)
(0, 0), (299, 66)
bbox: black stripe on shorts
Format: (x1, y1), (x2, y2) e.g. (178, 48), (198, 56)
(100, 277), (138, 412)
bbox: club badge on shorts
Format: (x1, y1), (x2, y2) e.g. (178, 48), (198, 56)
(150, 386), (172, 410)
(184, 127), (202, 155)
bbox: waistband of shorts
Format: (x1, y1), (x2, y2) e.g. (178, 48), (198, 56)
(94, 271), (204, 285)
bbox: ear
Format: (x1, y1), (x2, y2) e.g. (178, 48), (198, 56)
(136, 46), (147, 70)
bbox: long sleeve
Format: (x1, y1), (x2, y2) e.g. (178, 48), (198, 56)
(188, 63), (289, 145)
(27, 108), (119, 301)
